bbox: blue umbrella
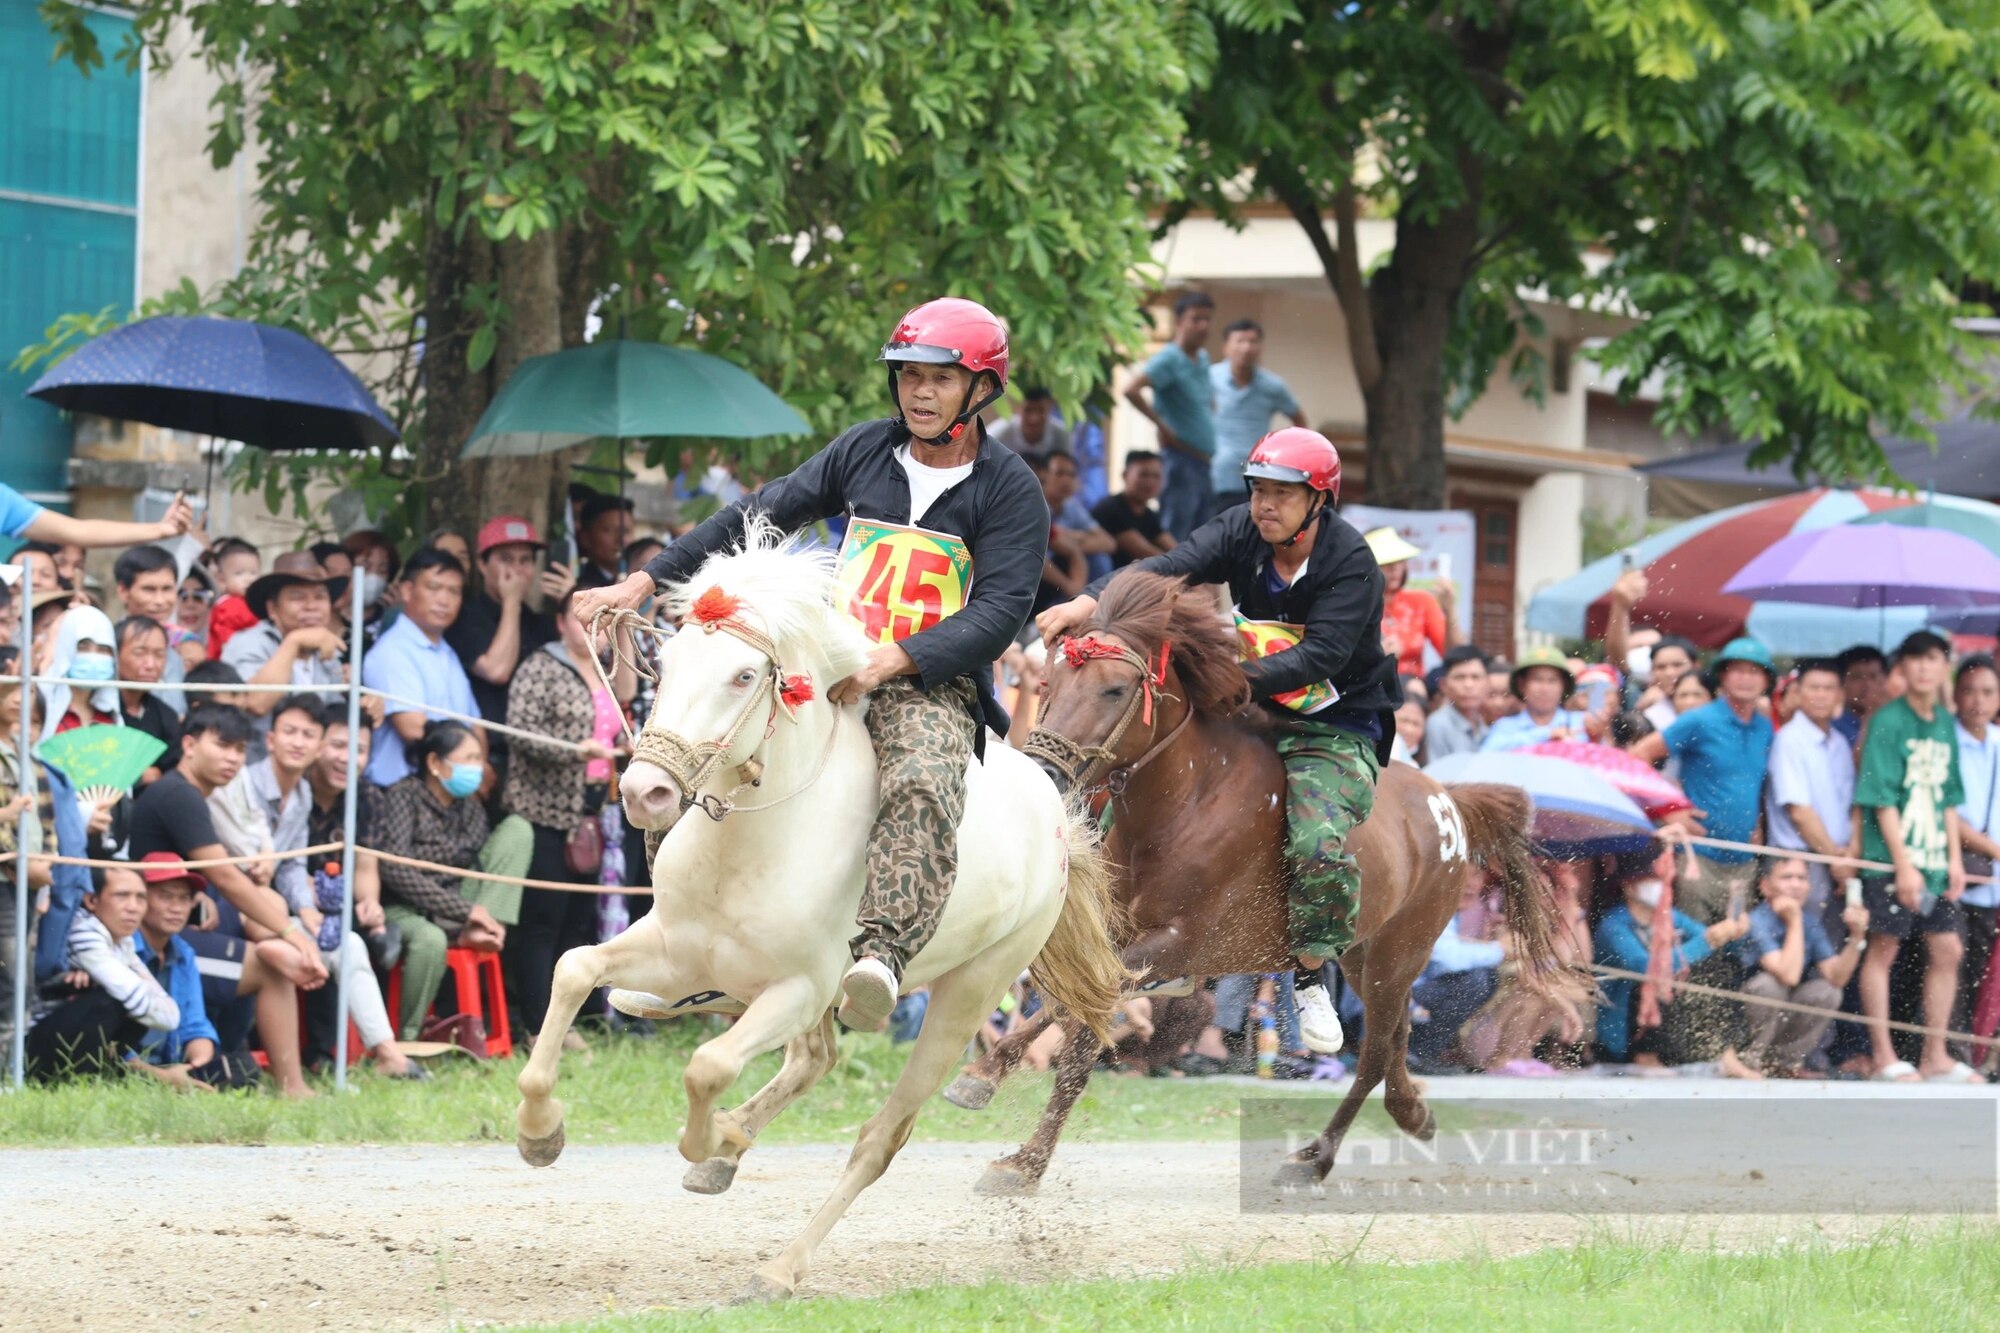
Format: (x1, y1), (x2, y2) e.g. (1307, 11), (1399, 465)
(1425, 752), (1656, 856)
(28, 315), (399, 453)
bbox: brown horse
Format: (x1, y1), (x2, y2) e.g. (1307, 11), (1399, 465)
(946, 571), (1567, 1189)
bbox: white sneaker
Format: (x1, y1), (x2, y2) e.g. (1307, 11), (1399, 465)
(1295, 980), (1344, 1055)
(837, 956), (899, 1032)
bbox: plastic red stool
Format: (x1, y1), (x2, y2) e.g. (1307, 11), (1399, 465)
(445, 947), (512, 1059)
(384, 948), (512, 1058)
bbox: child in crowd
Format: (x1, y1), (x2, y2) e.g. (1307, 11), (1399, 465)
(130, 853), (228, 1089)
(184, 660), (249, 711)
(203, 538), (262, 661)
(26, 865), (178, 1082)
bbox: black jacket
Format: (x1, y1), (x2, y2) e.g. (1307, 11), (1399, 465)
(643, 418), (1049, 742)
(1087, 505), (1400, 723)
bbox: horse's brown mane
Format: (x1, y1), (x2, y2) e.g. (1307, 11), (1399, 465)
(1090, 571), (1251, 717)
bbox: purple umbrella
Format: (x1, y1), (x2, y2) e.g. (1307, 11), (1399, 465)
(1721, 526), (2000, 609)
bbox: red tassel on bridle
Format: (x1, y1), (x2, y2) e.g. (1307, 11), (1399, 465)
(690, 586), (741, 627)
(1058, 634), (1173, 727)
(780, 673), (815, 709)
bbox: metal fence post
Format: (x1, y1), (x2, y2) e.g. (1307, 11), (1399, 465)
(333, 574), (367, 1091)
(9, 587), (30, 1090)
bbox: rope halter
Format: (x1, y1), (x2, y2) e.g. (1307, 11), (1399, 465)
(590, 596), (829, 824)
(1023, 634), (1186, 795)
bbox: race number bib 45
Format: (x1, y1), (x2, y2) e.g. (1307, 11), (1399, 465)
(1233, 613), (1339, 714)
(837, 519), (973, 645)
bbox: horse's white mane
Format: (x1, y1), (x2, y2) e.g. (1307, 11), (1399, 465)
(663, 513), (870, 680)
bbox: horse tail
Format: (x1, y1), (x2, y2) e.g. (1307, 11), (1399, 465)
(1029, 803), (1134, 1047)
(1449, 782), (1568, 991)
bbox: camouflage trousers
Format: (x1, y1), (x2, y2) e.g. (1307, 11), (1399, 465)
(1275, 721), (1380, 960)
(858, 675), (978, 979)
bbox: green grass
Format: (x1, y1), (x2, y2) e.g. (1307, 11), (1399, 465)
(0, 1021), (1383, 1147)
(525, 1226), (2000, 1331)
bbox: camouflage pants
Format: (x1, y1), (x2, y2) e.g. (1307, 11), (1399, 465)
(1275, 722), (1380, 960)
(858, 676), (978, 978)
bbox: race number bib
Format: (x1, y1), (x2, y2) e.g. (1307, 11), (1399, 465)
(836, 519), (973, 645)
(1233, 613), (1338, 714)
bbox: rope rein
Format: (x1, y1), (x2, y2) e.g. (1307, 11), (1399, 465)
(1023, 633), (1189, 795)
(586, 604), (838, 823)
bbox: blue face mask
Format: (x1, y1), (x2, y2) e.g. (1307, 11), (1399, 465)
(69, 653), (115, 684)
(438, 762), (483, 799)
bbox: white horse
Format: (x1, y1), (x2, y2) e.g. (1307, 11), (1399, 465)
(514, 519), (1125, 1302)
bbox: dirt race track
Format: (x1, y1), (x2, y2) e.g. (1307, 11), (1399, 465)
(0, 1108), (1975, 1331)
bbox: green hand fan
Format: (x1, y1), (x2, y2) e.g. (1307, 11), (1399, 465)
(36, 725), (168, 795)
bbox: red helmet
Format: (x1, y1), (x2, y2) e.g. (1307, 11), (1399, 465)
(879, 298), (1009, 442)
(1244, 427), (1341, 499)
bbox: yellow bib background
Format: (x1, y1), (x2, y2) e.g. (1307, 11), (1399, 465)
(1232, 613), (1338, 714)
(836, 519), (973, 645)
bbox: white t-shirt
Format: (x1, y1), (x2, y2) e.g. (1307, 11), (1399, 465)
(897, 447), (975, 524)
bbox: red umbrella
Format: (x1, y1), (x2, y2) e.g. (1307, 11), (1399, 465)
(1526, 740), (1691, 821)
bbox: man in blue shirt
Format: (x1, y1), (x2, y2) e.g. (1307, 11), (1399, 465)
(1208, 319), (1307, 503)
(1122, 292), (1216, 541)
(1630, 636), (1777, 923)
(1733, 856), (1868, 1076)
(1480, 646), (1600, 751)
(131, 853), (220, 1074)
(361, 549), (485, 787)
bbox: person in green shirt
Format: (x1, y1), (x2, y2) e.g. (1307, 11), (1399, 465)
(1854, 629), (1975, 1082)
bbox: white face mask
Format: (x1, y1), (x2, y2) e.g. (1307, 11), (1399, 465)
(1625, 647), (1654, 685)
(1632, 879), (1664, 909)
(354, 570), (385, 609)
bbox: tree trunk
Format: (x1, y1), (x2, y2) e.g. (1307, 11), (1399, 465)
(1358, 174), (1480, 509)
(1337, 23), (1516, 510)
(420, 198), (497, 537)
(448, 228), (564, 538)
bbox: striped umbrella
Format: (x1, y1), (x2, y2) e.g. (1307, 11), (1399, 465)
(1524, 740), (1693, 821)
(1524, 488), (1929, 654)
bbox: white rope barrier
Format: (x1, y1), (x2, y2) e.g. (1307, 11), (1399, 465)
(7, 624), (1996, 1089)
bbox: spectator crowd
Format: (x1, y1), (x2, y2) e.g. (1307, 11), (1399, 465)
(2, 484), (671, 1092)
(7, 301), (1993, 1095)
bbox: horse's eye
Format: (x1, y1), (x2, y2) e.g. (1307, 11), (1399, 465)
(1102, 685), (1126, 699)
(735, 669), (757, 687)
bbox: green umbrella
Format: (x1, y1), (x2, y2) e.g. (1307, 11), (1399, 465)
(1849, 493), (2000, 556)
(459, 340), (810, 458)
(37, 726), (167, 796)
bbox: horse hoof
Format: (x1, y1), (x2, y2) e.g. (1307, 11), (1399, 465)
(974, 1162), (1040, 1196)
(517, 1123), (566, 1168)
(1412, 1106), (1438, 1142)
(608, 988), (673, 1020)
(683, 1157), (740, 1195)
(943, 1073), (997, 1111)
(731, 1273), (793, 1305)
(1272, 1154), (1321, 1189)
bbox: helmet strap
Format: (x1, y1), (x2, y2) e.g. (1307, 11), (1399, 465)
(894, 369), (1004, 446)
(1280, 494), (1326, 549)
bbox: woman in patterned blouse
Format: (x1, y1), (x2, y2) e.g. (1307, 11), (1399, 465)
(502, 590), (635, 1045)
(370, 720), (508, 1040)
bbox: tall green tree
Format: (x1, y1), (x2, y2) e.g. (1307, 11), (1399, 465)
(1180, 1), (2000, 508)
(41, 0), (1190, 536)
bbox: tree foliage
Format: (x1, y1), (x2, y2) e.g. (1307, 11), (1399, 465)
(40, 0), (1190, 534)
(1178, 0), (2000, 505)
